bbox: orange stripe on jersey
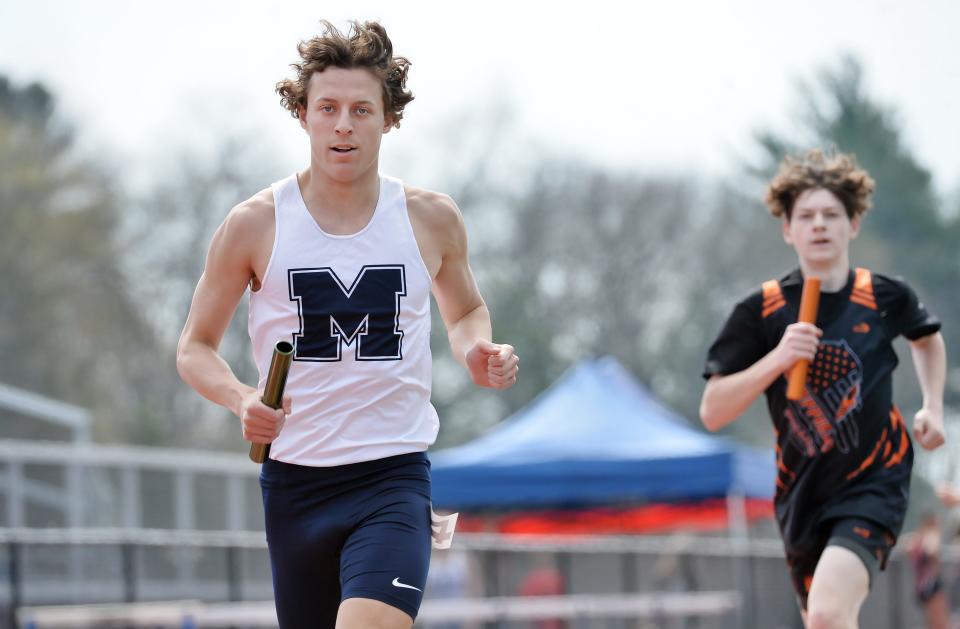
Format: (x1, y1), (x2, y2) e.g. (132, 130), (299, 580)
(846, 427), (887, 481)
(798, 396), (834, 453)
(885, 406), (910, 468)
(762, 279), (782, 301)
(762, 280), (786, 317)
(775, 443), (796, 494)
(889, 405), (905, 433)
(784, 407), (817, 457)
(763, 301), (786, 318)
(853, 267), (874, 296)
(834, 383), (859, 420)
(851, 295), (877, 310)
(777, 454), (796, 480)
(851, 268), (877, 310)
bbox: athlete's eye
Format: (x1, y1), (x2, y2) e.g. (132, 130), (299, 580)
(320, 104), (335, 113)
(355, 106), (370, 115)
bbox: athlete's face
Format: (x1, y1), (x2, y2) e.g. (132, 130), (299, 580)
(299, 67), (393, 182)
(783, 188), (860, 267)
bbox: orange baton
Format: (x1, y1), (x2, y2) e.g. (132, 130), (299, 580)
(786, 277), (821, 401)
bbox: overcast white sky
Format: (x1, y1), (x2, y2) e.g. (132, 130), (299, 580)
(2, 0), (959, 195)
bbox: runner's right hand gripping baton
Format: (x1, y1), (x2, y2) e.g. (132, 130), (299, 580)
(249, 341), (293, 464)
(786, 277), (821, 401)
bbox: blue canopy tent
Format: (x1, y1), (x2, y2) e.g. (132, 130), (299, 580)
(431, 357), (774, 514)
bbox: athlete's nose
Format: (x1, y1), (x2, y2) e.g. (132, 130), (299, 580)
(812, 211), (826, 229)
(335, 111), (353, 135)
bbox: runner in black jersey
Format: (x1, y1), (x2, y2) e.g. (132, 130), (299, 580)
(700, 149), (947, 629)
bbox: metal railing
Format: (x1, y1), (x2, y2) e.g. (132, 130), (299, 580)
(0, 526), (940, 629)
(16, 592), (743, 628)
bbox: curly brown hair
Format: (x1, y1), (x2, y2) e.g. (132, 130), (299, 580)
(764, 149), (876, 220)
(276, 20), (414, 128)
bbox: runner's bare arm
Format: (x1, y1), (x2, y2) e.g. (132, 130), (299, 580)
(700, 322), (821, 430)
(176, 194), (289, 441)
(409, 189), (517, 389)
(909, 331), (946, 450)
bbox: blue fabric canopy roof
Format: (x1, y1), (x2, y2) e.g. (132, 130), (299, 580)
(430, 357), (774, 510)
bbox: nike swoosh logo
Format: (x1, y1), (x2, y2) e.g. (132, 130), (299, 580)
(392, 577), (422, 592)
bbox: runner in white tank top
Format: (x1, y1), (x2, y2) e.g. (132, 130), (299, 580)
(175, 21), (518, 629)
(248, 172), (439, 466)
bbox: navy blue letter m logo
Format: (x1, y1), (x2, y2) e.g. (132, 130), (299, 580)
(288, 265), (406, 361)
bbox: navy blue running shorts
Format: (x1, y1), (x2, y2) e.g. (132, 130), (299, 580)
(259, 451), (432, 628)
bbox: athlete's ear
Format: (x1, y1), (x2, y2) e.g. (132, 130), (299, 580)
(298, 105), (307, 131)
(782, 216), (794, 246)
(850, 214), (861, 239)
(382, 114), (395, 134)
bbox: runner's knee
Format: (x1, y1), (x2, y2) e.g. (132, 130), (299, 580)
(805, 605), (855, 629)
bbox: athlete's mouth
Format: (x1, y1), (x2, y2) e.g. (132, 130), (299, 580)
(811, 238), (831, 245)
(330, 145), (356, 153)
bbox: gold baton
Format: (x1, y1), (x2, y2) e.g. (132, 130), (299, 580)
(249, 341), (293, 463)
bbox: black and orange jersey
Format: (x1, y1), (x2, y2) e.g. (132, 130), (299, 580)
(703, 267), (941, 554)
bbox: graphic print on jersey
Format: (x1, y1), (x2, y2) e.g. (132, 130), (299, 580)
(783, 339), (863, 457)
(288, 265), (407, 361)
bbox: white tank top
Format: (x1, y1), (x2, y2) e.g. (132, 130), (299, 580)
(248, 173), (438, 466)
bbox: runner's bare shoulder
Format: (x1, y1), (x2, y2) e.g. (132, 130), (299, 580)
(209, 187), (276, 284)
(226, 187), (275, 241)
(405, 186), (462, 240)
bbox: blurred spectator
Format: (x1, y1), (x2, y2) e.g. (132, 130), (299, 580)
(907, 509), (951, 629)
(517, 560), (566, 629)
